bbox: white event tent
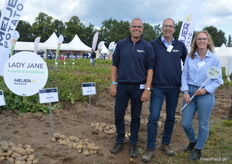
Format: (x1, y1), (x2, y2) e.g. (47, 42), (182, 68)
(39, 32), (59, 50)
(101, 43), (108, 54)
(215, 44), (232, 81)
(14, 32), (91, 53)
(97, 41), (108, 53)
(14, 41), (34, 51)
(62, 34), (91, 52)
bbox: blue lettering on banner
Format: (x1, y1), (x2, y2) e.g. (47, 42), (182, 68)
(179, 23), (193, 51)
(0, 0), (24, 48)
(179, 23), (190, 43)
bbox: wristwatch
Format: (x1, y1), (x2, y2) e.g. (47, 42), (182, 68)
(145, 87), (151, 91)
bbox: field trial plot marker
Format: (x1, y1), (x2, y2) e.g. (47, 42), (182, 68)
(82, 83), (96, 122)
(39, 88), (59, 136)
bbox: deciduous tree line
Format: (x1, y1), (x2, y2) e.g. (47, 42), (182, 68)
(0, 11), (229, 47)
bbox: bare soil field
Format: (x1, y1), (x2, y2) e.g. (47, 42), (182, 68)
(0, 85), (231, 164)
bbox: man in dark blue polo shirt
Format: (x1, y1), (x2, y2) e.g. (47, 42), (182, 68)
(110, 18), (155, 158)
(142, 18), (187, 163)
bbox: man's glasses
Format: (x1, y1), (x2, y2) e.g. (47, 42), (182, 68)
(197, 38), (208, 41)
(130, 25), (143, 28)
(163, 25), (174, 29)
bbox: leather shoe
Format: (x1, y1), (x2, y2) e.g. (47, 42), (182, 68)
(129, 144), (138, 158)
(110, 143), (124, 154)
(188, 149), (201, 161)
(184, 141), (197, 152)
(159, 144), (175, 156)
(141, 150), (154, 163)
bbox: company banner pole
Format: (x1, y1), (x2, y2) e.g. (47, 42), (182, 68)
(54, 35), (64, 68)
(10, 40), (17, 57)
(54, 43), (61, 69)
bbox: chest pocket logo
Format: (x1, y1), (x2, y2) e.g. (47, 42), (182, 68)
(172, 49), (180, 52)
(137, 50), (145, 53)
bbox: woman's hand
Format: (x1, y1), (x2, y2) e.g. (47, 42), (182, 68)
(194, 88), (207, 96)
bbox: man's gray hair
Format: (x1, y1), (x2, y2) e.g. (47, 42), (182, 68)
(130, 18), (143, 25)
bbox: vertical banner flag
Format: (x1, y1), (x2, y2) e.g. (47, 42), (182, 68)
(10, 30), (20, 57)
(178, 0), (205, 52)
(34, 37), (41, 53)
(0, 0), (26, 76)
(92, 32), (99, 50)
(54, 35), (64, 65)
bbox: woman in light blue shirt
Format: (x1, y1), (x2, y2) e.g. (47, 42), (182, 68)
(181, 31), (223, 161)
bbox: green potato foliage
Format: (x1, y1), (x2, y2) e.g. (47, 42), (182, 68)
(0, 58), (111, 113)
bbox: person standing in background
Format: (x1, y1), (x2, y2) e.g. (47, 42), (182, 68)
(90, 49), (96, 66)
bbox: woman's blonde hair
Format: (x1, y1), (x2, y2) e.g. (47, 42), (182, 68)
(189, 30), (215, 59)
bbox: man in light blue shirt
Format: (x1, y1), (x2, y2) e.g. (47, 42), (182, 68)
(141, 18), (187, 163)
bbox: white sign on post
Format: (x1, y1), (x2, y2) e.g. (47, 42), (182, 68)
(39, 88), (59, 104)
(0, 90), (6, 106)
(3, 51), (48, 96)
(82, 83), (96, 96)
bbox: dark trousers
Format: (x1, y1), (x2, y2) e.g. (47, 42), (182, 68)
(114, 83), (144, 144)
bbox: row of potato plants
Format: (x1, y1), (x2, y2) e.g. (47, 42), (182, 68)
(0, 59), (112, 113)
(0, 58), (231, 113)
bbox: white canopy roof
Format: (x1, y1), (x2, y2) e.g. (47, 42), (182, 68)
(14, 32), (91, 52)
(215, 44), (232, 79)
(101, 43), (108, 54)
(62, 34), (91, 52)
(98, 41), (108, 54)
(39, 32), (59, 50)
(15, 41), (34, 51)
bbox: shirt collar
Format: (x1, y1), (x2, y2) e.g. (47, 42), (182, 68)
(128, 35), (142, 43)
(195, 49), (213, 58)
(161, 36), (174, 44)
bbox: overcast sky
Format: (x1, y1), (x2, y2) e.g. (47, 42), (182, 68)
(0, 0), (231, 38)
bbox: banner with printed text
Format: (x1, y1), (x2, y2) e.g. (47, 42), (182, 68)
(178, 0), (204, 52)
(0, 0), (26, 76)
